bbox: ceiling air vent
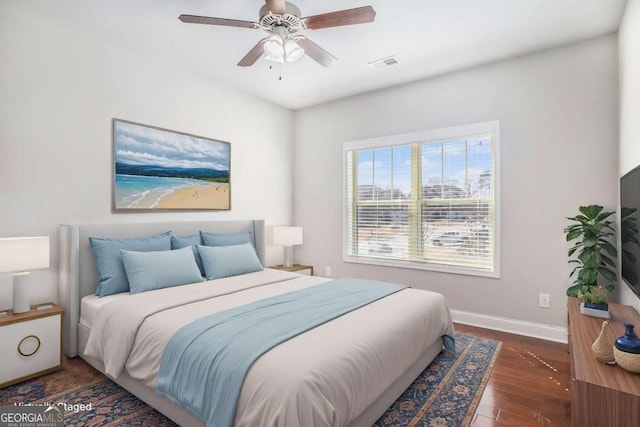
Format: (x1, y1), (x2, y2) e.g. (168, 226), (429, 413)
(368, 56), (399, 70)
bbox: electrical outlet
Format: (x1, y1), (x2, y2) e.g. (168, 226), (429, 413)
(325, 266), (332, 277)
(539, 293), (550, 309)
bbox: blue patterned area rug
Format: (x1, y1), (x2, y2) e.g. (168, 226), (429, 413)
(0, 333), (500, 427)
(375, 333), (501, 427)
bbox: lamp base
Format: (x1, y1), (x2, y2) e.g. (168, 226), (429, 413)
(13, 272), (31, 314)
(283, 246), (294, 268)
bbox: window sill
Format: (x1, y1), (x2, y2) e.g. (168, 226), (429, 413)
(343, 255), (500, 279)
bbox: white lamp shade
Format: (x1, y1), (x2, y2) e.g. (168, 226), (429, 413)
(265, 53), (285, 63)
(284, 39), (304, 62)
(0, 236), (50, 272)
(264, 34), (284, 61)
(273, 227), (303, 246)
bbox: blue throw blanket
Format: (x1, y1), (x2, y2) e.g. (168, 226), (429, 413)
(156, 278), (407, 427)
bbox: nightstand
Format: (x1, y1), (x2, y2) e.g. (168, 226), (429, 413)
(0, 303), (63, 388)
(271, 264), (314, 276)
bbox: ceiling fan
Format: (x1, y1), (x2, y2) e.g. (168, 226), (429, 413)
(179, 0), (376, 67)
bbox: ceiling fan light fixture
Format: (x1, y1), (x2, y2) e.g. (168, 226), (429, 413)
(263, 34), (284, 61)
(265, 52), (285, 63)
(284, 38), (304, 62)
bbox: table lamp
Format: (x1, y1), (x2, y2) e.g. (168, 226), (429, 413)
(0, 236), (50, 313)
(273, 227), (303, 268)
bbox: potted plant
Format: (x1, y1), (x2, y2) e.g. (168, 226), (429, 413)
(565, 205), (617, 298)
(578, 287), (610, 318)
(579, 286), (609, 309)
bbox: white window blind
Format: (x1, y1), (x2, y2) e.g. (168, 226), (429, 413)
(344, 121), (500, 277)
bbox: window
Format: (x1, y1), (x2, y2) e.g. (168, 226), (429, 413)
(343, 121), (500, 277)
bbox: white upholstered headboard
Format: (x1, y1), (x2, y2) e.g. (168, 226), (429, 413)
(58, 220), (266, 357)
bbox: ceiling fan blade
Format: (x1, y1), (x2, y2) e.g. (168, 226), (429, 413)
(265, 0), (287, 15)
(179, 15), (257, 29)
(303, 6), (376, 30)
(238, 39), (268, 67)
(296, 37), (337, 68)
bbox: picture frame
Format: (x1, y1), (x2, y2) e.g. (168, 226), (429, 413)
(112, 119), (230, 211)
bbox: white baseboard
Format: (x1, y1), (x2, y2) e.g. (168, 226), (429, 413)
(451, 309), (568, 343)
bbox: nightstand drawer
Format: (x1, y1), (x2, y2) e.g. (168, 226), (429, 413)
(0, 337), (61, 384)
(0, 315), (60, 344)
(0, 314), (62, 386)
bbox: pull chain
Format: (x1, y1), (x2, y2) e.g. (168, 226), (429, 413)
(268, 64), (283, 81)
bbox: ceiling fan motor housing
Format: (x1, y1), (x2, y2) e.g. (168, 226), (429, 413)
(259, 3), (302, 33)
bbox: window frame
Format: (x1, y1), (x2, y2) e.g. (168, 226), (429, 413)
(342, 121), (501, 278)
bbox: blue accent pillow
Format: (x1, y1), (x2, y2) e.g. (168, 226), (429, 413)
(171, 235), (204, 276)
(121, 247), (204, 294)
(89, 231), (172, 297)
(200, 231), (252, 247)
(198, 242), (263, 280)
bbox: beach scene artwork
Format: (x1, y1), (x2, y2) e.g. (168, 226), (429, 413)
(113, 119), (230, 210)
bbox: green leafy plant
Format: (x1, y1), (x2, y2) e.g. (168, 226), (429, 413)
(566, 205), (617, 297)
(578, 287), (609, 304)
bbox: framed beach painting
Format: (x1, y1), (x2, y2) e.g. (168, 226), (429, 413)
(113, 119), (230, 210)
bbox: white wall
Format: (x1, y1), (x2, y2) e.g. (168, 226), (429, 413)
(619, 0), (640, 310)
(294, 36), (619, 329)
(0, 4), (624, 331)
(0, 8), (294, 310)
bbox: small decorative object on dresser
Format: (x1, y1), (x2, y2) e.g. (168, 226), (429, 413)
(591, 320), (615, 363)
(579, 287), (610, 319)
(614, 322), (640, 374)
(0, 303), (63, 388)
(270, 264), (313, 276)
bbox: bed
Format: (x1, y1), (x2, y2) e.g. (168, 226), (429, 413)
(58, 220), (454, 427)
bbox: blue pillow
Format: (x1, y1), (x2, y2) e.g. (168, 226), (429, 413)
(89, 231), (172, 297)
(171, 235), (204, 276)
(198, 242), (263, 280)
(200, 231), (252, 247)
(121, 247), (204, 294)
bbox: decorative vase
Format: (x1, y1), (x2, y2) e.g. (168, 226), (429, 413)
(614, 323), (640, 373)
(591, 320), (615, 363)
(615, 323), (640, 354)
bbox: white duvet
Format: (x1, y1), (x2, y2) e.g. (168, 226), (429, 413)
(84, 269), (454, 427)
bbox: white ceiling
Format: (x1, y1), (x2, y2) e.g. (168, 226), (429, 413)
(5, 0), (627, 110)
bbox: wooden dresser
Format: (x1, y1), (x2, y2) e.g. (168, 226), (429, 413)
(568, 297), (640, 427)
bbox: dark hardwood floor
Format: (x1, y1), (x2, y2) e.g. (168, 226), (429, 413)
(455, 323), (571, 427)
